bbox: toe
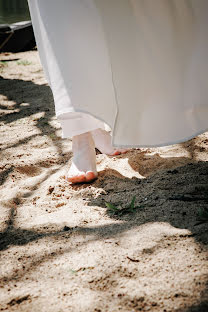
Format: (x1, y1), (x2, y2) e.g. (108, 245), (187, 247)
(110, 150), (121, 156)
(120, 149), (128, 154)
(110, 149), (129, 156)
(85, 171), (97, 182)
(67, 173), (86, 184)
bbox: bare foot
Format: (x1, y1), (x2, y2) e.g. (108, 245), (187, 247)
(91, 128), (128, 156)
(66, 132), (97, 184)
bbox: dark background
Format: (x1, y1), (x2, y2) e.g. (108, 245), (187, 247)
(0, 0), (30, 24)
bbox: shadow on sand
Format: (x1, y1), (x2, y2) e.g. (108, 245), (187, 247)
(0, 76), (208, 311)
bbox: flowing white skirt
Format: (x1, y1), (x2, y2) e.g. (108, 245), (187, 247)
(28, 0), (208, 147)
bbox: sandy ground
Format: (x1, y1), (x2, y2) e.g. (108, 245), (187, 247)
(0, 50), (208, 312)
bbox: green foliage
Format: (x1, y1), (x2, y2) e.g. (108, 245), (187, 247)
(17, 60), (32, 66)
(195, 207), (208, 225)
(69, 267), (94, 274)
(0, 60), (8, 66)
(0, 61), (8, 70)
(105, 202), (118, 212)
(105, 196), (143, 216)
(49, 133), (56, 139)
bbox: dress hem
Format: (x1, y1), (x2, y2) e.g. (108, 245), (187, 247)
(57, 108), (208, 148)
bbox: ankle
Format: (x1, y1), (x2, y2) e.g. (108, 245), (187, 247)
(72, 132), (95, 150)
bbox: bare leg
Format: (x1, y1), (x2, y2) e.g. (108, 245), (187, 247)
(91, 128), (128, 156)
(66, 132), (97, 183)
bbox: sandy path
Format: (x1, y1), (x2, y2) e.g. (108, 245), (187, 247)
(0, 51), (207, 312)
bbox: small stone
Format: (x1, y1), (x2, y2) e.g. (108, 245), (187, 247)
(55, 202), (65, 208)
(48, 186), (54, 194)
(63, 226), (70, 232)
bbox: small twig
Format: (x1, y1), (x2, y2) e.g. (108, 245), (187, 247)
(127, 256), (140, 262)
(0, 32), (14, 51)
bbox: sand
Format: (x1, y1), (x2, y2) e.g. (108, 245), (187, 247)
(0, 50), (207, 312)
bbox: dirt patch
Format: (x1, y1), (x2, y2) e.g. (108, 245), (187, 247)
(0, 51), (208, 312)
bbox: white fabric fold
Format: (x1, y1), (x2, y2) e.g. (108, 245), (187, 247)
(28, 0), (208, 147)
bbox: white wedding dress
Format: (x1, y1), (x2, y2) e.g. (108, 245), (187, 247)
(28, 0), (208, 147)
